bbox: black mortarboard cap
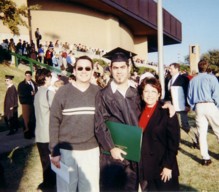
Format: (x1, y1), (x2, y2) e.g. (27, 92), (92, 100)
(103, 47), (138, 71)
(103, 47), (137, 63)
(5, 75), (14, 80)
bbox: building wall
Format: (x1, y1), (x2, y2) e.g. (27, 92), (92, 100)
(0, 0), (149, 61)
(29, 1), (139, 52)
(134, 37), (148, 62)
(189, 45), (200, 73)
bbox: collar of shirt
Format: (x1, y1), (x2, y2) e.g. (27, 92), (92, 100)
(28, 80), (35, 90)
(171, 73), (180, 84)
(7, 84), (13, 89)
(110, 80), (135, 96)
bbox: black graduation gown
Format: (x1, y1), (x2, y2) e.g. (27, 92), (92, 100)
(4, 85), (19, 132)
(95, 84), (141, 192)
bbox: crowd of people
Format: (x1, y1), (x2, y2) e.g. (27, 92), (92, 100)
(0, 28), (151, 72)
(1, 31), (219, 191)
(0, 28), (106, 66)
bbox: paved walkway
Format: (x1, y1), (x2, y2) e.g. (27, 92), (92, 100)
(0, 128), (35, 154)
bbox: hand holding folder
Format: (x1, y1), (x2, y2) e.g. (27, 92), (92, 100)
(51, 161), (73, 184)
(104, 121), (142, 162)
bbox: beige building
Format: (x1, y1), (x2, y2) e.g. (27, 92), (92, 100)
(189, 45), (200, 74)
(0, 0), (181, 64)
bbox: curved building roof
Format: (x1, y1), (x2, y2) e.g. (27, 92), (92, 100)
(65, 0), (182, 52)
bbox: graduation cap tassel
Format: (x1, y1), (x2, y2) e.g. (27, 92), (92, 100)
(130, 57), (139, 72)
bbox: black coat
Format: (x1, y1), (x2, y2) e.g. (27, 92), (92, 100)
(140, 102), (180, 181)
(18, 79), (38, 105)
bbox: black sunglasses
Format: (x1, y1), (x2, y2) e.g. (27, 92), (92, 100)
(77, 67), (92, 71)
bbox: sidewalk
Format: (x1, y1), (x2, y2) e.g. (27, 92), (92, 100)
(0, 128), (35, 154)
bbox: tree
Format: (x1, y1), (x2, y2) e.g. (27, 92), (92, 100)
(179, 64), (190, 73)
(201, 49), (219, 67)
(0, 0), (40, 35)
(201, 49), (219, 71)
(184, 55), (189, 65)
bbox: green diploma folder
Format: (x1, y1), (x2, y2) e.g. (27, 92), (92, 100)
(105, 121), (143, 162)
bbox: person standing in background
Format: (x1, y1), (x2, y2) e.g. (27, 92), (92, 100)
(35, 28), (42, 49)
(8, 38), (16, 64)
(45, 47), (53, 67)
(37, 44), (44, 63)
(4, 75), (19, 136)
(34, 68), (56, 191)
(164, 63), (199, 148)
(18, 71), (38, 139)
(188, 59), (219, 166)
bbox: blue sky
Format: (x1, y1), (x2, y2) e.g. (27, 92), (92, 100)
(148, 0), (219, 65)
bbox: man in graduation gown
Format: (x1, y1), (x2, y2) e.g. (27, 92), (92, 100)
(95, 47), (175, 191)
(95, 48), (141, 191)
(4, 75), (19, 135)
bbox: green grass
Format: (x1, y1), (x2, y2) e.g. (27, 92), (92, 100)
(1, 129), (218, 191)
(178, 127), (219, 191)
(0, 63), (219, 191)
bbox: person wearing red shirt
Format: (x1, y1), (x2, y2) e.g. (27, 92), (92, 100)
(138, 77), (180, 191)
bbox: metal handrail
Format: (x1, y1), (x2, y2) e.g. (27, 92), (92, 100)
(3, 49), (71, 76)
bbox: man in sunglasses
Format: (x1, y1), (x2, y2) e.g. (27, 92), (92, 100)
(49, 55), (100, 192)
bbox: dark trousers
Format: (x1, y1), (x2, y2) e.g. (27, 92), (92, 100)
(141, 177), (179, 192)
(36, 39), (40, 49)
(4, 112), (19, 133)
(36, 143), (56, 186)
(100, 153), (139, 192)
(21, 104), (35, 136)
(45, 58), (53, 66)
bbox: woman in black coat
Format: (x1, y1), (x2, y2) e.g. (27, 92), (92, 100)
(138, 77), (180, 191)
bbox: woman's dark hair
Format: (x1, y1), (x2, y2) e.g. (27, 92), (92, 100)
(35, 68), (51, 86)
(138, 77), (162, 109)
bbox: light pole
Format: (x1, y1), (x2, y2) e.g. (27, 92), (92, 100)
(157, 0), (165, 98)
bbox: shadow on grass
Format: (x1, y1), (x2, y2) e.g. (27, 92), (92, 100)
(0, 145), (34, 191)
(180, 183), (198, 191)
(180, 138), (219, 161)
(208, 126), (218, 137)
(179, 139), (202, 164)
(180, 139), (195, 149)
(209, 149), (219, 160)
